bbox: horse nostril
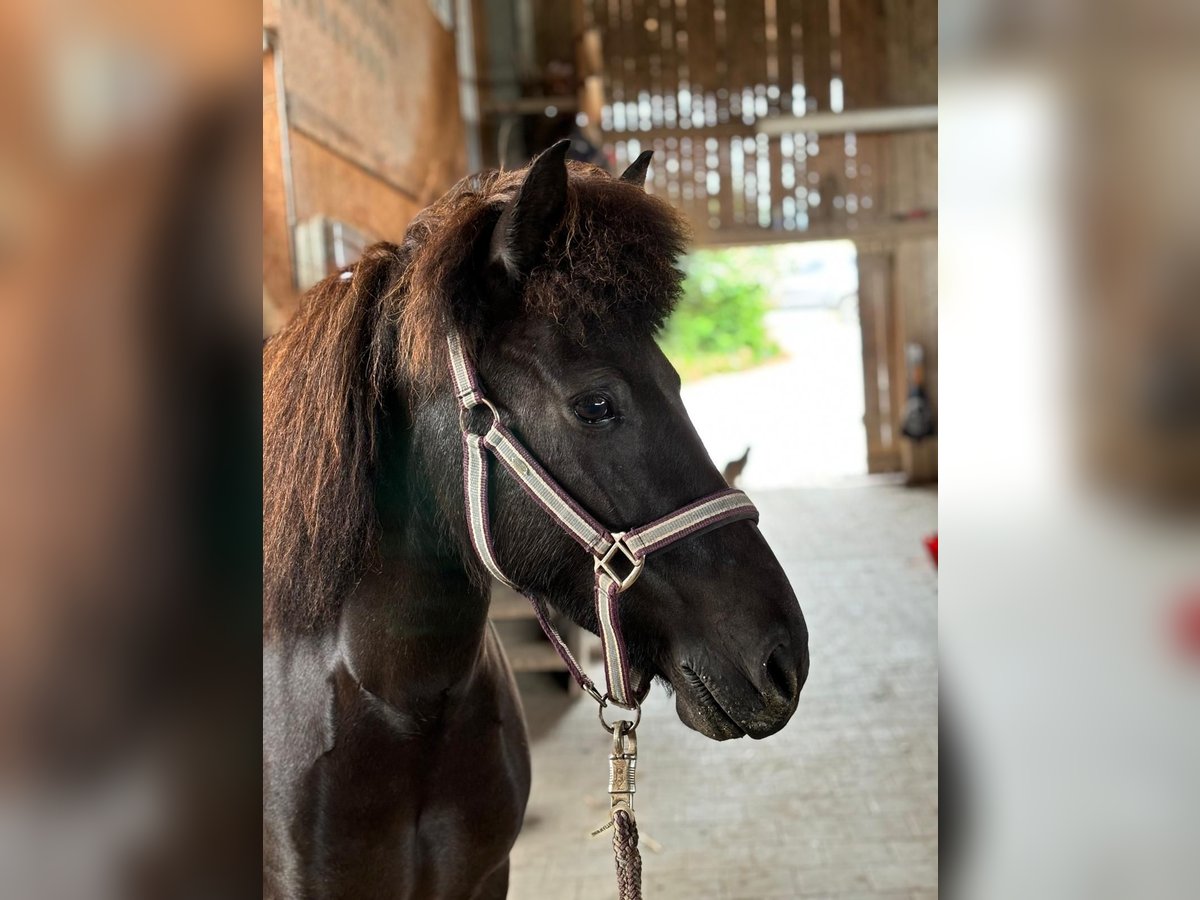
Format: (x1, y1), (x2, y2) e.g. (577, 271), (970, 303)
(763, 643), (797, 701)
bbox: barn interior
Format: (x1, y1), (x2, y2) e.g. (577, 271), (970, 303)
(263, 1), (938, 896)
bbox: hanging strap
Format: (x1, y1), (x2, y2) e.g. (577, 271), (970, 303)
(463, 428), (601, 697)
(448, 331), (758, 709)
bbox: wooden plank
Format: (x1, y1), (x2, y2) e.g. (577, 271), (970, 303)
(768, 134), (784, 228)
(862, 130), (891, 218)
(757, 105), (937, 135)
(279, 0), (463, 202)
(607, 113), (936, 141)
(916, 129), (938, 210)
(900, 436), (937, 484)
(806, 136), (836, 230)
(533, 0), (575, 68)
(775, 0), (795, 114)
(745, 0), (768, 90)
(625, 0), (646, 108)
(723, 0), (746, 93)
(594, 0), (617, 110)
(912, 0), (938, 104)
(838, 0), (861, 109)
(882, 0), (935, 106)
(887, 130), (913, 215)
(848, 131), (880, 224)
(579, 28), (604, 77)
(289, 130), (424, 254)
(263, 48), (296, 315)
(687, 0), (718, 94)
(713, 135), (734, 233)
(655, 0), (675, 128)
(856, 246), (900, 473)
(895, 236), (937, 413)
(713, 0), (731, 92)
(801, 0), (832, 111)
(634, 0), (653, 113)
(839, 0), (887, 109)
(470, 0), (493, 126)
(895, 235), (937, 482)
(857, 249), (883, 466)
(693, 214), (936, 247)
(885, 129), (937, 217)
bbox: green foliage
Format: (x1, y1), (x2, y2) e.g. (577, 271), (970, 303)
(658, 248), (782, 381)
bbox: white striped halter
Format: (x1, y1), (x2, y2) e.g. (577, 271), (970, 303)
(447, 330), (759, 712)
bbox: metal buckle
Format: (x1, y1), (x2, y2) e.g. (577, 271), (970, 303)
(594, 532), (645, 592)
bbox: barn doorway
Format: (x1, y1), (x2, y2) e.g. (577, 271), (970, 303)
(662, 240), (867, 488)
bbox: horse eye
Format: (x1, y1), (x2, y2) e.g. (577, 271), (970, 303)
(573, 393), (615, 424)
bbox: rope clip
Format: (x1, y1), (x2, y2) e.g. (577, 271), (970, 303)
(591, 721), (637, 837)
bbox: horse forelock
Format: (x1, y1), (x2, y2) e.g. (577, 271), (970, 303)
(399, 160), (691, 387)
(263, 160), (691, 635)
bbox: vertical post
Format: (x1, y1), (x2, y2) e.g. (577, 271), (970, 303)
(455, 0), (483, 172)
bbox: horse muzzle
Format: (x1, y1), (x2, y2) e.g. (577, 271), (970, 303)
(668, 635), (809, 741)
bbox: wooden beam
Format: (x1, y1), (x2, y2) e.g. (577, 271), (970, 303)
(756, 105), (938, 136)
(484, 95), (578, 115)
(605, 121), (760, 142)
(690, 215), (937, 248)
(605, 105), (937, 142)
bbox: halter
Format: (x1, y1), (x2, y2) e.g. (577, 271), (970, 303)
(447, 330), (759, 709)
(447, 329), (758, 899)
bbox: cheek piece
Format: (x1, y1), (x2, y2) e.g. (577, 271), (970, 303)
(446, 330), (759, 711)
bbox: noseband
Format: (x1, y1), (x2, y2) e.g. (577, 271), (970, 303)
(447, 330), (759, 710)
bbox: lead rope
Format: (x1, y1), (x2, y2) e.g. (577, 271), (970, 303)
(592, 721), (642, 900)
(613, 809), (643, 900)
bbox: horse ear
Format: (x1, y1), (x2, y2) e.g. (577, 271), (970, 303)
(490, 139), (570, 280)
(619, 150), (654, 188)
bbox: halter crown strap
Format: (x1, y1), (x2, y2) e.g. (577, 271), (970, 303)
(447, 332), (758, 708)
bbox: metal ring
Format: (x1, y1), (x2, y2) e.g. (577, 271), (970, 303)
(598, 698), (641, 734)
(459, 397), (501, 436)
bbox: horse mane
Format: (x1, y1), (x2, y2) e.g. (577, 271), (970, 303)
(263, 161), (690, 635)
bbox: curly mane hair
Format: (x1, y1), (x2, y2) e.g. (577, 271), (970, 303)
(263, 160), (691, 635)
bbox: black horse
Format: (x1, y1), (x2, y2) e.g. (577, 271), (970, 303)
(263, 144), (809, 899)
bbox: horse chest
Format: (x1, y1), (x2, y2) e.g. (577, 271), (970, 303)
(269, 648), (531, 899)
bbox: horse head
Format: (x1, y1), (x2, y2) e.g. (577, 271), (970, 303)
(421, 143), (809, 739)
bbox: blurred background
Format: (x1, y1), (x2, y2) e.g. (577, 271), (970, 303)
(0, 0), (1196, 896)
(939, 5), (1200, 900)
(263, 2), (938, 898)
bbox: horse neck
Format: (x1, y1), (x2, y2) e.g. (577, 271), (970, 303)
(337, 394), (492, 716)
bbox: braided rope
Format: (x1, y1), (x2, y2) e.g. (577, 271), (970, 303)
(612, 808), (643, 900)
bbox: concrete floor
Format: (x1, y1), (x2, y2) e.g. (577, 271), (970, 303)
(508, 484), (938, 899)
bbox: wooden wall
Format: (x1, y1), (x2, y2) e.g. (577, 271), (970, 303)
(858, 236), (937, 479)
(263, 0), (466, 320)
(577, 0), (936, 247)
(263, 45), (292, 327)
